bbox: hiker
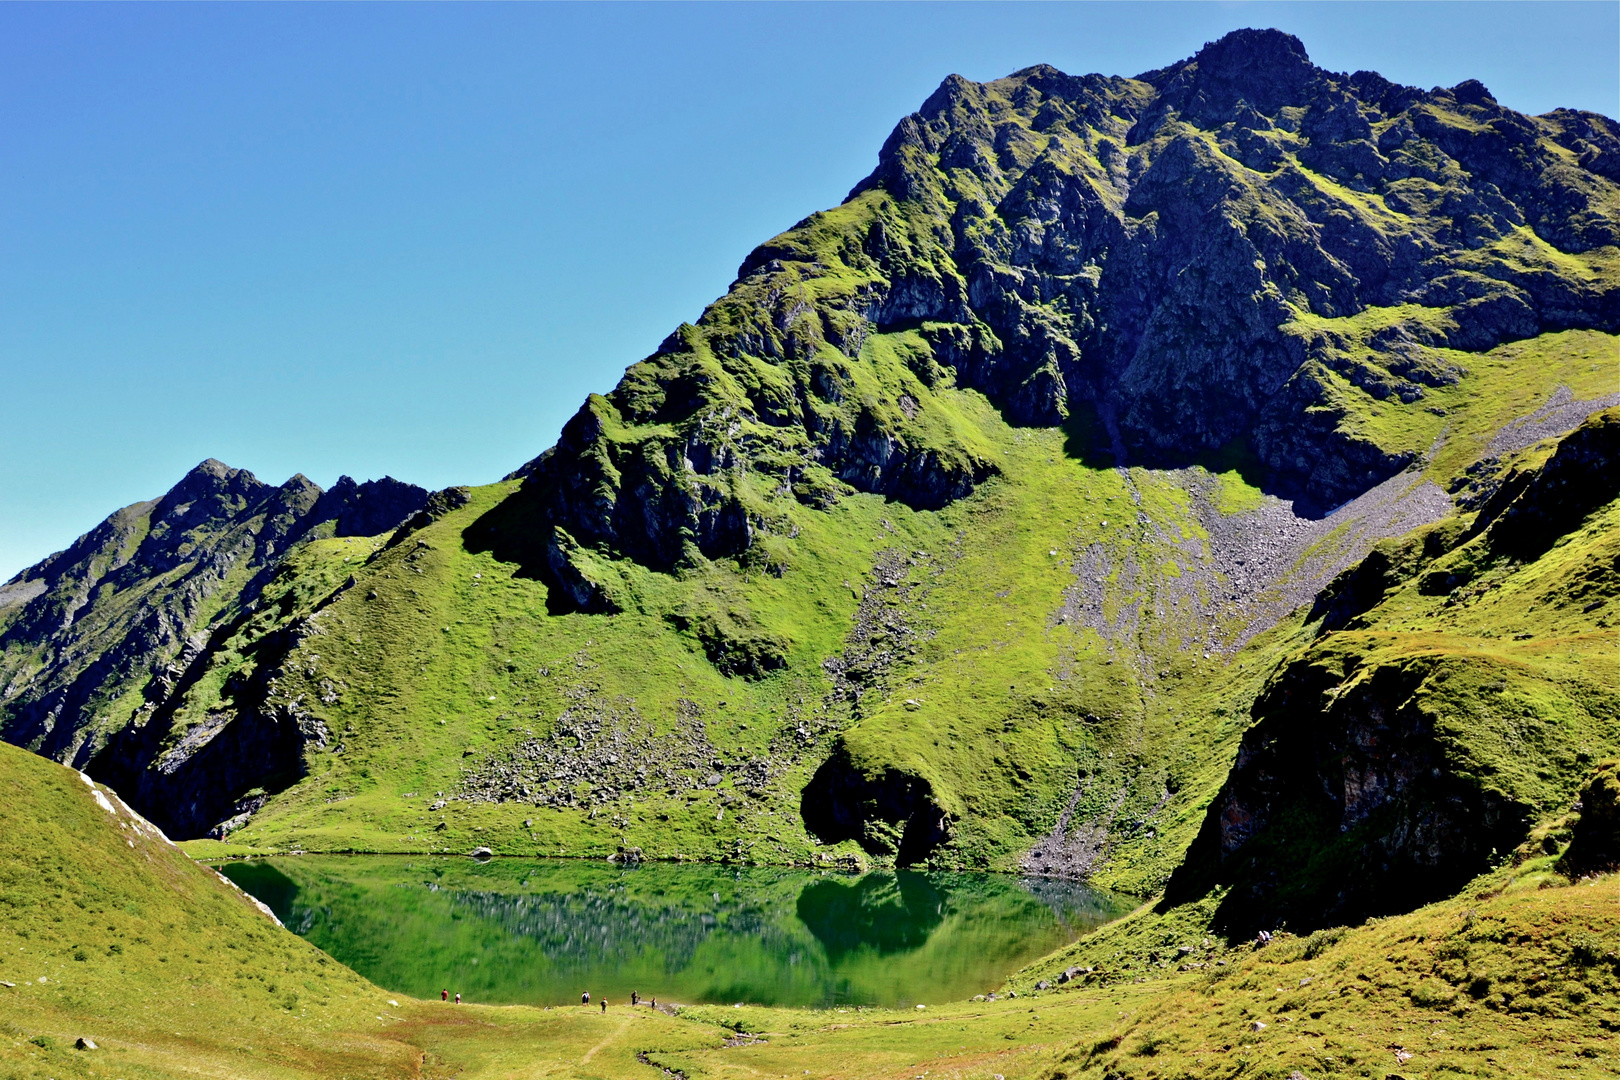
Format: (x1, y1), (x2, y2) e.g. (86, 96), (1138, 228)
(455, 993), (462, 1004)
(650, 997), (657, 1009)
(582, 991), (590, 1005)
(631, 990), (639, 1006)
(441, 989), (448, 1002)
(600, 998), (607, 1013)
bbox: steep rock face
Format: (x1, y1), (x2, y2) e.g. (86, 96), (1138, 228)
(1165, 646), (1533, 933)
(90, 613), (317, 840)
(1560, 760), (1620, 876)
(0, 461), (427, 833)
(800, 742), (953, 867)
(1165, 411), (1620, 932)
(520, 28), (1619, 602)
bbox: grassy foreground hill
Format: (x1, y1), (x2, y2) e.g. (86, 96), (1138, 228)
(0, 739), (410, 1078)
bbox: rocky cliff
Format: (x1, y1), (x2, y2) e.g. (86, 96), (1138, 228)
(519, 28), (1618, 601)
(0, 461), (427, 833)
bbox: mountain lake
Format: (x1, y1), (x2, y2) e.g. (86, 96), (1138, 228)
(220, 855), (1131, 1008)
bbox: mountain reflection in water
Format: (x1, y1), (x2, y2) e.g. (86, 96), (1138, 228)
(222, 856), (1128, 1008)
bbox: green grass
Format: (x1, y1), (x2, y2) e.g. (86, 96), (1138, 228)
(6, 50), (1620, 1080)
(177, 398), (1305, 897)
(0, 739), (411, 1079)
(157, 331), (1613, 906)
(1275, 318), (1618, 481)
(979, 406), (1620, 1050)
(8, 738), (1612, 1079)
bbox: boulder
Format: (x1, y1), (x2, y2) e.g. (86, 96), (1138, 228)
(1559, 760), (1620, 877)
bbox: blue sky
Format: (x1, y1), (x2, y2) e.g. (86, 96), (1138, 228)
(2, 1), (1616, 580)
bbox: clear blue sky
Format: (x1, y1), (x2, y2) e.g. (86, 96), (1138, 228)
(2, 1), (1616, 580)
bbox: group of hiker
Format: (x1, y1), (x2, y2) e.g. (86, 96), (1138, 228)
(437, 987), (659, 1010)
(579, 989), (656, 1012)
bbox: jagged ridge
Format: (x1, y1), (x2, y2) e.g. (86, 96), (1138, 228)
(521, 28), (1619, 604)
(0, 461), (428, 831)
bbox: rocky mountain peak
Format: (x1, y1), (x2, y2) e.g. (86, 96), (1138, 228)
(512, 30), (1618, 606)
(154, 458), (267, 519)
(1450, 77), (1498, 108)
(1150, 28), (1318, 116)
(0, 460), (427, 771)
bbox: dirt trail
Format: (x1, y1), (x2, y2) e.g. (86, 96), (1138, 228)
(580, 1015), (632, 1063)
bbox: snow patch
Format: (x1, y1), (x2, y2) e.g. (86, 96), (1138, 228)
(78, 771), (117, 816)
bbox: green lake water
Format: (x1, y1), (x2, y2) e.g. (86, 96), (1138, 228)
(221, 856), (1130, 1008)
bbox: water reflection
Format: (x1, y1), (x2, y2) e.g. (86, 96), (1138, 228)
(222, 856), (1128, 1008)
(796, 872), (945, 958)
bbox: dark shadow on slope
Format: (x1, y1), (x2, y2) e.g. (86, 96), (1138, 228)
(1183, 437), (1273, 501)
(801, 742), (952, 868)
(1059, 401), (1124, 470)
(458, 486), (587, 616)
(1159, 655), (1533, 937)
(1058, 399), (1355, 521)
(460, 484), (546, 577)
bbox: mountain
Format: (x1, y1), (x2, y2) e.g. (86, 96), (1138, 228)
(522, 25), (1618, 585)
(2, 28), (1616, 924)
(0, 464), (428, 834)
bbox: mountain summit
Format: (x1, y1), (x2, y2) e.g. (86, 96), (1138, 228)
(515, 27), (1616, 604)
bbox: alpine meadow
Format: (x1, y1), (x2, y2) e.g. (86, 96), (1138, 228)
(1, 28), (1616, 1080)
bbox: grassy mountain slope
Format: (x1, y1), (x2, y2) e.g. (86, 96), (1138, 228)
(1, 30), (1614, 898)
(184, 402), (1313, 888)
(0, 740), (412, 1079)
(664, 867), (1618, 1080)
(2, 24), (1617, 1080)
(522, 25), (1620, 597)
(168, 330), (1611, 907)
(0, 738), (746, 1080)
(1164, 405), (1618, 931)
